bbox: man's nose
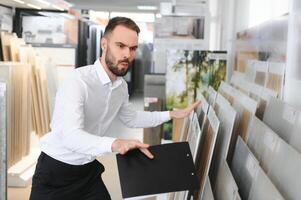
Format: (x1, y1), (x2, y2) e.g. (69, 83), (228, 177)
(123, 47), (130, 58)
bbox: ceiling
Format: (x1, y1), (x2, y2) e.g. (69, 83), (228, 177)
(0, 0), (71, 11)
(65, 0), (171, 13)
(0, 0), (173, 12)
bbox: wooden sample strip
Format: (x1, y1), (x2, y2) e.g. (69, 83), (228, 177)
(195, 106), (220, 199)
(143, 98), (162, 145)
(0, 63), (31, 167)
(227, 88), (258, 163)
(266, 62), (285, 96)
(179, 112), (194, 142)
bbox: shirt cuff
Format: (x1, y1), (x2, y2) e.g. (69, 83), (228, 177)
(100, 136), (117, 153)
(161, 111), (171, 122)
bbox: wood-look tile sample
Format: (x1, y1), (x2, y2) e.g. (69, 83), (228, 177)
(143, 99), (162, 145)
(266, 62), (285, 96)
(172, 118), (184, 142)
(195, 106), (220, 199)
(227, 89), (257, 163)
(179, 112), (193, 142)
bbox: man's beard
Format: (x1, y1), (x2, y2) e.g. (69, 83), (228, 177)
(105, 47), (131, 77)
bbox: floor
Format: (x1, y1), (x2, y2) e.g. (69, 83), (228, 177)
(7, 93), (169, 200)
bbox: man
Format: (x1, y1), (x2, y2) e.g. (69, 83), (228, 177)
(30, 17), (200, 200)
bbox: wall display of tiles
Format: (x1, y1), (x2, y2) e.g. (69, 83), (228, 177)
(0, 63), (31, 167)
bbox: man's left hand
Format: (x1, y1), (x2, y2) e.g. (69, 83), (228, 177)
(169, 100), (201, 119)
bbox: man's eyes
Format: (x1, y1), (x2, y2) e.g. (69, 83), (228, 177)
(117, 44), (125, 48)
(116, 43), (137, 51)
(130, 47), (137, 51)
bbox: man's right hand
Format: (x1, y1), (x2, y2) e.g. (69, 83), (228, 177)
(111, 139), (154, 159)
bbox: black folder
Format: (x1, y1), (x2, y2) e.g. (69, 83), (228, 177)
(116, 142), (199, 198)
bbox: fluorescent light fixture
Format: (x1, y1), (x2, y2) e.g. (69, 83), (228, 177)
(34, 0), (51, 6)
(156, 13), (162, 18)
(137, 5), (157, 10)
(26, 3), (42, 9)
(13, 0), (25, 4)
(51, 4), (65, 11)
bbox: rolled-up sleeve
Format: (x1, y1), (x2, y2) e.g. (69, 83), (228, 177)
(118, 94), (171, 128)
(57, 77), (116, 156)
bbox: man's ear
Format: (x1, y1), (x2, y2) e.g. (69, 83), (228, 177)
(101, 37), (108, 51)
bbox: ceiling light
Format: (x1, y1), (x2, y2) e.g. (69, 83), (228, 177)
(13, 0), (25, 4)
(156, 13), (162, 18)
(137, 6), (157, 11)
(34, 0), (51, 6)
(51, 4), (65, 11)
(26, 3), (42, 9)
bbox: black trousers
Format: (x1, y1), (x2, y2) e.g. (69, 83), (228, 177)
(30, 152), (111, 200)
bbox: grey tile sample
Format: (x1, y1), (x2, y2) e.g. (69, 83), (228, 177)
(247, 116), (278, 172)
(267, 137), (301, 200)
(263, 97), (301, 153)
(201, 176), (214, 200)
(214, 160), (238, 200)
(231, 137), (259, 200)
(248, 167), (284, 200)
(210, 93), (237, 188)
(0, 82), (7, 200)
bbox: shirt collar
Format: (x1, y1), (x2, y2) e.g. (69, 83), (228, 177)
(94, 59), (123, 87)
(95, 59), (112, 85)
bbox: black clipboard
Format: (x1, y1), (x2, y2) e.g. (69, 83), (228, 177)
(116, 142), (199, 198)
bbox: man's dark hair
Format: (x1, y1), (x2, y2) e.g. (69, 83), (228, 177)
(104, 17), (140, 37)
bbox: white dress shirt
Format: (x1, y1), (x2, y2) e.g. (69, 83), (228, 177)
(40, 59), (170, 165)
